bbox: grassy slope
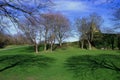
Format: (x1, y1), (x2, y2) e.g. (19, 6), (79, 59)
(0, 46), (120, 80)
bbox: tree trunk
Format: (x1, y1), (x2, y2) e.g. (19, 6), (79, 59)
(60, 43), (62, 47)
(44, 29), (48, 51)
(88, 40), (92, 50)
(111, 41), (114, 50)
(78, 40), (81, 48)
(44, 42), (47, 51)
(59, 40), (62, 47)
(35, 43), (38, 53)
(50, 42), (53, 52)
(111, 36), (114, 50)
(81, 40), (84, 49)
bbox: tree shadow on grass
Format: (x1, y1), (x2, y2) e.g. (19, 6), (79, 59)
(0, 54), (55, 72)
(65, 54), (120, 80)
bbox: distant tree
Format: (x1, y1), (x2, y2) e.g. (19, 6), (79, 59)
(0, 30), (8, 48)
(13, 33), (32, 45)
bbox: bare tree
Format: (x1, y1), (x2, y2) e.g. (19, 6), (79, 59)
(48, 32), (55, 52)
(75, 13), (103, 50)
(54, 13), (70, 47)
(75, 18), (89, 49)
(0, 0), (52, 27)
(41, 13), (71, 50)
(18, 15), (40, 53)
(41, 13), (54, 51)
(87, 13), (103, 49)
(0, 0), (53, 52)
(47, 22), (56, 52)
(0, 0), (52, 37)
(0, 0), (52, 16)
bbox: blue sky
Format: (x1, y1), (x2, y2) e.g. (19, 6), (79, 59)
(49, 0), (120, 41)
(52, 0), (120, 33)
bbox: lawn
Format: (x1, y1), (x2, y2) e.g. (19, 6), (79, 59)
(0, 46), (120, 80)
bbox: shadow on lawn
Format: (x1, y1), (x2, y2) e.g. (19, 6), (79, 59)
(65, 54), (120, 80)
(0, 54), (55, 72)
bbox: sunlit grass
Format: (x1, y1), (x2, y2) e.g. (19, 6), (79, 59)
(0, 45), (120, 80)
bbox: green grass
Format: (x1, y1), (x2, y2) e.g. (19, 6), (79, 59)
(0, 46), (120, 80)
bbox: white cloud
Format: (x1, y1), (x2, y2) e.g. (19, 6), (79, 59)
(53, 0), (89, 12)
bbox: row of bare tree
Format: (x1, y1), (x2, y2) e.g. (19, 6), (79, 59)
(17, 13), (70, 53)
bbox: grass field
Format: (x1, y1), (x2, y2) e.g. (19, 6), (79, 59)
(0, 46), (120, 80)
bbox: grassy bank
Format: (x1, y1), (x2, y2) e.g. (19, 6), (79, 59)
(0, 46), (120, 80)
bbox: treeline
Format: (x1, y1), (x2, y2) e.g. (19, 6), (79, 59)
(0, 32), (32, 48)
(94, 33), (120, 50)
(80, 32), (120, 50)
(0, 13), (120, 52)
